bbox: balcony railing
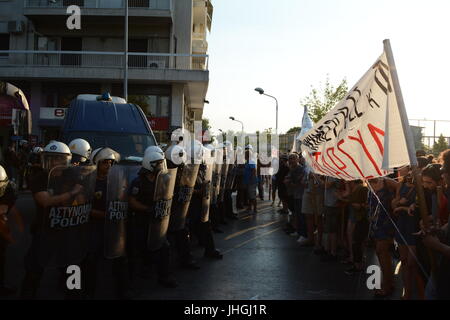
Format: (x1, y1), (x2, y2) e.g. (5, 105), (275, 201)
(0, 50), (209, 71)
(24, 0), (171, 10)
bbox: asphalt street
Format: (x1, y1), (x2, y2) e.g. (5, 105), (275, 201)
(2, 190), (404, 300)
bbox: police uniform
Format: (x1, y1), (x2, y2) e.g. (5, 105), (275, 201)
(84, 176), (130, 299)
(20, 167), (48, 298)
(127, 173), (177, 287)
(187, 165), (222, 259)
(168, 164), (199, 269)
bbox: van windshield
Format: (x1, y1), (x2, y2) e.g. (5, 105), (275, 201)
(65, 131), (157, 159)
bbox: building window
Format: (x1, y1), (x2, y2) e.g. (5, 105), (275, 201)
(0, 34), (10, 57)
(128, 94), (170, 118)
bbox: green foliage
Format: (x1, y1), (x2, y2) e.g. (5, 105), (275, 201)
(433, 134), (449, 157)
(286, 127), (301, 134)
(301, 77), (348, 123)
(202, 118), (211, 131)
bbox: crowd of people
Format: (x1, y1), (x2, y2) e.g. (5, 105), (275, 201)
(270, 148), (450, 299)
(0, 138), (230, 300)
(0, 136), (449, 300)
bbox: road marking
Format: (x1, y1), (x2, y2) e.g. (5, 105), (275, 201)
(225, 221), (281, 240)
(222, 227), (281, 255)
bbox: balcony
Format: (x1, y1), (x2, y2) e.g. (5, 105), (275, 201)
(193, 0), (213, 32)
(23, 0), (173, 22)
(192, 39), (208, 54)
(0, 50), (208, 83)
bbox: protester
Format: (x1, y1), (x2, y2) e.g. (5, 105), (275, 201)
(391, 166), (423, 299)
(300, 172), (317, 247)
(276, 154), (290, 215)
(285, 153), (307, 242)
(321, 177), (342, 262)
(368, 177), (396, 298)
(243, 145), (258, 214)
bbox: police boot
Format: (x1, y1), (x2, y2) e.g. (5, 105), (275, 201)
(176, 229), (200, 270)
(155, 245), (178, 288)
(201, 222), (223, 260)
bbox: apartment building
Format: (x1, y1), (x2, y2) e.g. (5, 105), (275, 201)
(0, 0), (213, 145)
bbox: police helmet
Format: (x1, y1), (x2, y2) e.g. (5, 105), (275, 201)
(69, 139), (92, 163)
(42, 141), (72, 171)
(142, 147), (167, 173)
(90, 147), (120, 166)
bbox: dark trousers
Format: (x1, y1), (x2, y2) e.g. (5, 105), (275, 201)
(187, 203), (217, 254)
(353, 219), (369, 264)
(20, 235), (44, 299)
(127, 213), (172, 281)
(294, 198), (307, 237)
(168, 228), (193, 264)
(210, 203), (220, 229)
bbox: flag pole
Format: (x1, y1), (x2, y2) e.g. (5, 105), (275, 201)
(383, 39), (435, 275)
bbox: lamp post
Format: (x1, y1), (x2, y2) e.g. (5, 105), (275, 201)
(229, 116), (244, 134)
(124, 0), (129, 101)
(255, 87), (278, 135)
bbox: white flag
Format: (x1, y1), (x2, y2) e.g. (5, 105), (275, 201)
(300, 51), (410, 181)
(292, 106), (314, 153)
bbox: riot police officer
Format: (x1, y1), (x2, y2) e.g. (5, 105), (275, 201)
(128, 147), (178, 288)
(0, 165), (24, 297)
(69, 139), (92, 166)
(83, 147), (132, 299)
(187, 146), (223, 260)
(20, 141), (87, 299)
(165, 143), (201, 270)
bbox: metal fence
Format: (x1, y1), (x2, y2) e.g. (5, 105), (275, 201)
(410, 119), (450, 148)
(0, 50), (208, 71)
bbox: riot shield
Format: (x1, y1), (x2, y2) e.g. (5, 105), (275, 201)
(169, 164), (200, 232)
(225, 164), (236, 190)
(211, 163), (222, 206)
(147, 168), (177, 251)
(104, 165), (140, 259)
(201, 163), (214, 223)
(218, 163), (229, 203)
(39, 165), (96, 268)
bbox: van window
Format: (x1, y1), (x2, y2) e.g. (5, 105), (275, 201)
(65, 131), (156, 159)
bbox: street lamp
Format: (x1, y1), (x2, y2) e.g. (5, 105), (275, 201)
(229, 116), (244, 134)
(255, 87), (278, 135)
(124, 0), (129, 101)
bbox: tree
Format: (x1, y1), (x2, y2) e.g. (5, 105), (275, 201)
(301, 77), (348, 123)
(202, 118), (211, 131)
(432, 134), (449, 157)
(286, 127), (301, 134)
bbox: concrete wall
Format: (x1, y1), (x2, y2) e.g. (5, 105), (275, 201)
(173, 0), (192, 55)
(171, 83), (185, 130)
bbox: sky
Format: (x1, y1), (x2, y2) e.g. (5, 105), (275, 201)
(202, 0), (450, 140)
